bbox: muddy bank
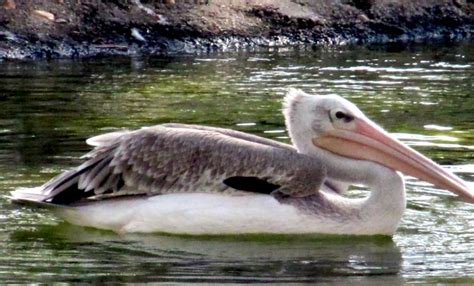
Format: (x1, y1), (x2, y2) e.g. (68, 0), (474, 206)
(0, 0), (473, 60)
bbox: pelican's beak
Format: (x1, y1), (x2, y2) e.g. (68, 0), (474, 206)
(313, 117), (474, 203)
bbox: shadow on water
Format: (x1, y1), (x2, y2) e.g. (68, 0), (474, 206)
(8, 223), (403, 283)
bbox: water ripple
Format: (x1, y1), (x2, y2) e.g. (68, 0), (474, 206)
(0, 44), (473, 283)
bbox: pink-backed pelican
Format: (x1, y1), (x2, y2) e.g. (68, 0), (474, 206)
(10, 89), (474, 235)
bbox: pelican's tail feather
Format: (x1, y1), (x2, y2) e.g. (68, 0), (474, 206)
(9, 187), (59, 209)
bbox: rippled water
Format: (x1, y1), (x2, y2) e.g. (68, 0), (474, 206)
(0, 43), (473, 283)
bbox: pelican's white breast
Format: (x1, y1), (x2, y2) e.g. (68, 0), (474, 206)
(54, 192), (394, 235)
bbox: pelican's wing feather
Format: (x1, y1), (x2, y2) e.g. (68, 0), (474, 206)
(38, 124), (326, 205)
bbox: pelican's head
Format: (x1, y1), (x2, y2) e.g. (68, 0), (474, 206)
(283, 88), (474, 202)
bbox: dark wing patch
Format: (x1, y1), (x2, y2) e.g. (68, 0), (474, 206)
(49, 184), (95, 204)
(223, 176), (281, 194)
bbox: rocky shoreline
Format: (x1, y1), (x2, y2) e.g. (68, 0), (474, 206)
(0, 0), (473, 60)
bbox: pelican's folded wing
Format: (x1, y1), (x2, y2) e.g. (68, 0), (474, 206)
(28, 124), (327, 205)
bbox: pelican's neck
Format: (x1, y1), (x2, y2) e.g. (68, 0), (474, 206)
(289, 132), (406, 235)
(356, 162), (406, 234)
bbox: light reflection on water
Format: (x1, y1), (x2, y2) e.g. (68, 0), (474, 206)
(0, 43), (473, 283)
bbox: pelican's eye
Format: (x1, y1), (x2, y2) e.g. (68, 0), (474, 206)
(334, 111), (354, 123)
(335, 111), (345, 119)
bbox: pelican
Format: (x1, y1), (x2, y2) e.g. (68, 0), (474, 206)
(11, 89), (474, 235)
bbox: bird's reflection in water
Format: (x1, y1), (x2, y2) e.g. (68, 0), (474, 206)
(11, 223), (403, 283)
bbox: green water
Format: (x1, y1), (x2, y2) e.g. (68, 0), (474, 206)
(0, 43), (473, 283)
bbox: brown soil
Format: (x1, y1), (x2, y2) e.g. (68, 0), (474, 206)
(0, 0), (473, 59)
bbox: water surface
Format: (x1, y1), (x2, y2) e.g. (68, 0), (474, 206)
(0, 43), (473, 283)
